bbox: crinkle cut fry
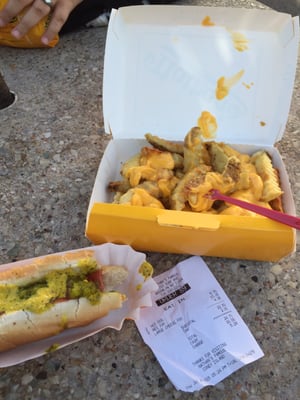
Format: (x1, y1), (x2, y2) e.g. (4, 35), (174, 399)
(251, 151), (283, 202)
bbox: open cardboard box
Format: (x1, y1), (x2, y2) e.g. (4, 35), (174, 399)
(86, 5), (299, 262)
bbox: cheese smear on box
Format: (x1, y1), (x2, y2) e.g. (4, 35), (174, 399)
(216, 70), (245, 100)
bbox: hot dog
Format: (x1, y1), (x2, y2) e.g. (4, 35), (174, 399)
(0, 250), (128, 352)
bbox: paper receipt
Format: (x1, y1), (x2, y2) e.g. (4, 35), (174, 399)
(135, 256), (264, 392)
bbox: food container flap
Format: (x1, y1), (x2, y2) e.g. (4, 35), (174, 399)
(103, 5), (299, 146)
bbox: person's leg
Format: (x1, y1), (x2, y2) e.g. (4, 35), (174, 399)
(61, 0), (177, 34)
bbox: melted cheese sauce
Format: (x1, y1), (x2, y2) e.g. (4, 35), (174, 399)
(216, 70), (245, 100)
(197, 111), (218, 138)
(230, 31), (249, 52)
(201, 16), (215, 26)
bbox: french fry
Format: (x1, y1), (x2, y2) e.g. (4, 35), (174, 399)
(108, 128), (284, 216)
(251, 151), (283, 202)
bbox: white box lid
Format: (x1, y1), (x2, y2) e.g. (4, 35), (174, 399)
(103, 5), (299, 146)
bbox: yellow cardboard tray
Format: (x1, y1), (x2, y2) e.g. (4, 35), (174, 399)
(86, 6), (299, 261)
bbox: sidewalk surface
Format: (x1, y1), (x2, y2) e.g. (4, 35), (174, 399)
(0, 1), (299, 399)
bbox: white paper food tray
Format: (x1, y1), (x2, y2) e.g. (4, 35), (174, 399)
(0, 243), (158, 367)
(86, 6), (299, 261)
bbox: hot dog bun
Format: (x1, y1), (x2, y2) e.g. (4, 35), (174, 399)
(0, 250), (95, 285)
(0, 293), (125, 352)
(0, 250), (128, 352)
